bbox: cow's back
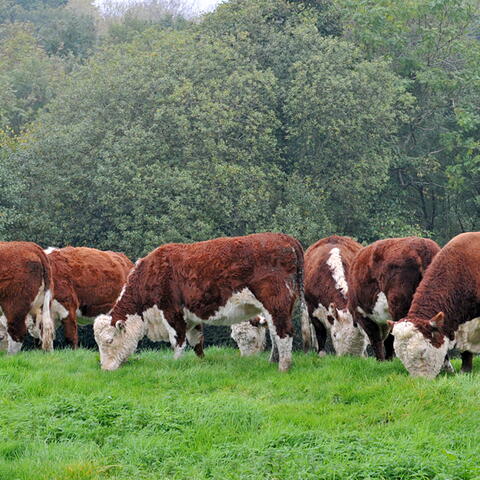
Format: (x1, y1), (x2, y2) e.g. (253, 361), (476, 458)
(166, 232), (301, 286)
(0, 242), (49, 295)
(348, 237), (440, 318)
(305, 236), (362, 310)
(48, 247), (134, 307)
(126, 233), (302, 319)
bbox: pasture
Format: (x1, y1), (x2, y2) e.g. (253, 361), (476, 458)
(0, 348), (479, 480)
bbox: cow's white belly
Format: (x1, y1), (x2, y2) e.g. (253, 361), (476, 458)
(455, 317), (480, 353)
(357, 292), (392, 325)
(183, 288), (264, 326)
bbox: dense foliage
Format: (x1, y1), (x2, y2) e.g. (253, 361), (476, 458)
(0, 0), (479, 258)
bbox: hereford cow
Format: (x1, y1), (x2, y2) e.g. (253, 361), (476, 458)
(29, 247), (134, 348)
(392, 232), (480, 378)
(230, 316), (267, 356)
(94, 233), (306, 372)
(0, 241), (54, 353)
(304, 236), (368, 356)
(348, 237), (440, 361)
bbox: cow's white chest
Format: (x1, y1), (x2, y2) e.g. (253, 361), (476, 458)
(183, 288), (264, 326)
(141, 305), (170, 342)
(358, 292), (391, 325)
(455, 317), (480, 353)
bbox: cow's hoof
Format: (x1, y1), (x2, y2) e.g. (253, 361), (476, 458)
(278, 361), (291, 372)
(441, 361), (455, 374)
(318, 350), (327, 358)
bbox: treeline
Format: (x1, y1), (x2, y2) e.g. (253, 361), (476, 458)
(0, 0), (479, 260)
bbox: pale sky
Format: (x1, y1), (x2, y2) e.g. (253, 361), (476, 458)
(196, 0), (221, 9)
(94, 0), (223, 15)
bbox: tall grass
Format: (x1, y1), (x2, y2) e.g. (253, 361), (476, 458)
(0, 348), (478, 479)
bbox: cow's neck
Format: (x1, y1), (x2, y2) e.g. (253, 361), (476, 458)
(409, 263), (475, 337)
(110, 285), (138, 325)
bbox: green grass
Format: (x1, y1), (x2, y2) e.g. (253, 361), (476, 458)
(0, 348), (479, 480)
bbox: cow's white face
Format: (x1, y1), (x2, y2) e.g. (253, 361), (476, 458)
(392, 320), (449, 379)
(330, 308), (368, 356)
(94, 314), (145, 370)
(231, 319), (267, 356)
(0, 315), (8, 351)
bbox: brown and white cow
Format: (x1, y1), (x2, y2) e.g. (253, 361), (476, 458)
(304, 235), (368, 356)
(29, 247), (134, 348)
(348, 237), (440, 361)
(0, 241), (54, 353)
(94, 233), (306, 372)
(392, 232), (480, 378)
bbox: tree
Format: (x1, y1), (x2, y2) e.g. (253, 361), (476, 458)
(284, 37), (409, 236)
(336, 0), (480, 241)
(0, 23), (64, 133)
(5, 0), (408, 252)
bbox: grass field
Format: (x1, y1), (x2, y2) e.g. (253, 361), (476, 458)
(0, 348), (479, 480)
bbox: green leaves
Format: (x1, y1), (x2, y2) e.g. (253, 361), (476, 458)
(1, 0), (478, 250)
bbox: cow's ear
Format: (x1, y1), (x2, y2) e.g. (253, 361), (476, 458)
(115, 320), (126, 331)
(429, 312), (445, 330)
(328, 303), (338, 324)
(387, 320), (395, 332)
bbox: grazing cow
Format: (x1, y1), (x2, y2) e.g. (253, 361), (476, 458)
(348, 237), (440, 361)
(0, 242), (54, 353)
(94, 233), (306, 372)
(29, 247), (134, 348)
(304, 236), (368, 356)
(392, 232), (480, 378)
(230, 316), (267, 356)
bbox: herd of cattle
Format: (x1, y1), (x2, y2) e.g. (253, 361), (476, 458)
(0, 231), (478, 378)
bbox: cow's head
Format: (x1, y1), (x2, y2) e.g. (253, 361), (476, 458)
(231, 317), (267, 356)
(0, 315), (7, 351)
(328, 304), (368, 356)
(94, 314), (145, 370)
(391, 313), (449, 379)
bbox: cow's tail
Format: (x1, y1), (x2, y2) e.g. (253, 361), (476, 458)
(292, 237), (312, 352)
(39, 250), (54, 352)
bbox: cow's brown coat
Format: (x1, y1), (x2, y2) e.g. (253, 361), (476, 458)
(348, 237), (440, 360)
(304, 235), (363, 354)
(101, 232), (305, 371)
(0, 241), (53, 350)
(396, 232), (480, 372)
(48, 247), (133, 347)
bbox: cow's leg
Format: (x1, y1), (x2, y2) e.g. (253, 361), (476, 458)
(311, 317), (328, 357)
(3, 306), (30, 355)
(264, 308), (294, 372)
(358, 316), (385, 361)
(186, 324), (204, 358)
(62, 305), (79, 349)
(441, 354), (455, 374)
(163, 311), (187, 359)
(384, 333), (395, 360)
(250, 278), (294, 371)
(268, 325), (279, 363)
(461, 351), (473, 373)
